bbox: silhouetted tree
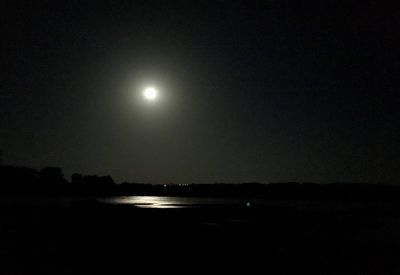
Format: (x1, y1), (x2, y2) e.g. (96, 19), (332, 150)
(71, 173), (83, 185)
(40, 167), (66, 185)
(81, 174), (115, 194)
(99, 175), (114, 187)
(0, 165), (39, 194)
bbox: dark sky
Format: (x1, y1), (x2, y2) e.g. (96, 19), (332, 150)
(1, 1), (399, 183)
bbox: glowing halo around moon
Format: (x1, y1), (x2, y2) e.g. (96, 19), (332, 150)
(143, 87), (158, 101)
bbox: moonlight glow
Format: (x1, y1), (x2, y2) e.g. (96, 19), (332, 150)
(143, 87), (158, 100)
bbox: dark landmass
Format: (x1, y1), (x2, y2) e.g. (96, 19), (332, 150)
(1, 165), (400, 201)
(2, 164), (400, 274)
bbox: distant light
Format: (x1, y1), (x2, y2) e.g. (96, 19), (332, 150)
(143, 87), (158, 100)
(246, 202), (251, 207)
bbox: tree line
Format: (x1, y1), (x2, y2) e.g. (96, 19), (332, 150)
(1, 164), (400, 201)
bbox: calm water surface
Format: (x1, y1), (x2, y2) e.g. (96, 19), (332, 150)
(0, 195), (255, 208)
(98, 196), (254, 208)
(1, 196), (358, 210)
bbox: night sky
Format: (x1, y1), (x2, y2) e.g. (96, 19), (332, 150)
(1, 1), (399, 184)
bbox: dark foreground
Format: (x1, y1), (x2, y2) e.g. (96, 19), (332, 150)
(1, 199), (400, 274)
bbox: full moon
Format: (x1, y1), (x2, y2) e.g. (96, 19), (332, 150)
(143, 87), (158, 100)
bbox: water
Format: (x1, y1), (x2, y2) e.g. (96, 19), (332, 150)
(0, 195), (255, 208)
(1, 195), (359, 210)
(98, 196), (253, 208)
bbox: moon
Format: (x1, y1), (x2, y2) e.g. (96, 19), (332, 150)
(143, 87), (158, 101)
